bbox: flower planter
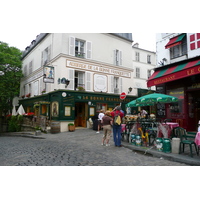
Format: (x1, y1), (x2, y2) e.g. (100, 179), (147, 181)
(68, 124), (75, 132)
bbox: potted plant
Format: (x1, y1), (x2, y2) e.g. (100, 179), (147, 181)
(41, 89), (46, 94)
(77, 86), (85, 91)
(68, 123), (75, 132)
(26, 93), (31, 98)
(34, 126), (42, 136)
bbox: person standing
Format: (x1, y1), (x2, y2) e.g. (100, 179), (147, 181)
(96, 110), (104, 133)
(140, 109), (148, 118)
(110, 106), (124, 147)
(101, 111), (113, 146)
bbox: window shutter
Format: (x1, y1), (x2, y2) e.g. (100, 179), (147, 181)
(119, 51), (122, 65)
(86, 41), (92, 59)
(119, 78), (122, 93)
(34, 81), (39, 96)
(110, 75), (114, 93)
(86, 72), (91, 91)
(41, 51), (44, 66)
(113, 50), (116, 65)
(48, 45), (51, 62)
(69, 36), (75, 56)
(29, 61), (33, 74)
(40, 78), (43, 94)
(67, 68), (74, 90)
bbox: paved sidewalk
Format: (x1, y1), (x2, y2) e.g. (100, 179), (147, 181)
(1, 128), (199, 166)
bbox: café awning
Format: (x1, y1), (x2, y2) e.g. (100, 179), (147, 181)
(165, 34), (186, 49)
(147, 58), (200, 87)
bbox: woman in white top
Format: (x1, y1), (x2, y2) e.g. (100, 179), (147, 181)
(96, 110), (105, 133)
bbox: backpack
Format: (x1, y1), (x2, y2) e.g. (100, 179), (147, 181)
(113, 111), (121, 125)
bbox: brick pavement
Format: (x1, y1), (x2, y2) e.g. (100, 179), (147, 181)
(0, 128), (192, 166)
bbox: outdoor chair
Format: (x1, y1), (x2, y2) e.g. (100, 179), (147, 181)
(173, 127), (198, 157)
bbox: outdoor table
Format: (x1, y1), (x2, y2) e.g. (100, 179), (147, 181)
(158, 122), (179, 138)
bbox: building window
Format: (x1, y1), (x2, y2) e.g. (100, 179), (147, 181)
(41, 46), (51, 66)
(170, 37), (187, 59)
(29, 61), (33, 74)
(147, 69), (151, 79)
(75, 39), (85, 58)
(147, 55), (151, 64)
(135, 52), (140, 61)
(114, 77), (119, 93)
(75, 71), (85, 90)
(136, 67), (140, 78)
(114, 49), (122, 66)
(24, 65), (27, 76)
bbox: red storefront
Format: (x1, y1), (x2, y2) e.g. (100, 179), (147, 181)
(147, 56), (200, 131)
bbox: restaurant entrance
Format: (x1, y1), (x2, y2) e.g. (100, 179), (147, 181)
(75, 102), (88, 127)
(188, 91), (200, 131)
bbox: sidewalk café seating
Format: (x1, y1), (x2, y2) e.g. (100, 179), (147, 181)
(122, 121), (136, 142)
(172, 127), (198, 157)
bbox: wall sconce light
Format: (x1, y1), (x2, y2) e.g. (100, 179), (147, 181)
(65, 79), (70, 88)
(128, 87), (132, 94)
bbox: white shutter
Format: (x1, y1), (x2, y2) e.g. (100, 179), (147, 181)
(67, 68), (74, 90)
(69, 36), (75, 56)
(48, 45), (51, 62)
(110, 75), (114, 93)
(34, 81), (39, 96)
(119, 50), (122, 66)
(86, 41), (92, 59)
(113, 50), (116, 65)
(40, 78), (43, 94)
(119, 77), (122, 93)
(85, 72), (91, 91)
(41, 51), (44, 66)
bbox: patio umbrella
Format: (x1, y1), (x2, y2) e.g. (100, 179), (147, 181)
(17, 104), (25, 115)
(12, 105), (17, 116)
(135, 93), (178, 105)
(126, 100), (154, 107)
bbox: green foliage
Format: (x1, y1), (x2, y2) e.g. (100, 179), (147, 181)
(0, 41), (23, 116)
(68, 123), (74, 126)
(8, 116), (21, 132)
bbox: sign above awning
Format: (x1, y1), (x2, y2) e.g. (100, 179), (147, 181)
(165, 34), (186, 49)
(147, 58), (200, 87)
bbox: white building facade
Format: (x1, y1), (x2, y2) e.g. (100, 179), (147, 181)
(20, 33), (142, 131)
(21, 33), (136, 98)
(132, 43), (156, 91)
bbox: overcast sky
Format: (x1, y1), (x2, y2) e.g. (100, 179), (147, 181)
(0, 32), (156, 52)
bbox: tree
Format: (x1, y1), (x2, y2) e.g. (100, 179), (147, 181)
(0, 41), (23, 117)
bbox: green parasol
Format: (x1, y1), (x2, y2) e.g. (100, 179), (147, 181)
(126, 100), (154, 107)
(135, 93), (178, 105)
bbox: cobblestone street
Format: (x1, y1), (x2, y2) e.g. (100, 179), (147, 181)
(0, 128), (188, 166)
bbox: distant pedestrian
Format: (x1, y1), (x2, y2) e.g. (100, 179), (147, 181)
(96, 110), (104, 133)
(140, 109), (148, 118)
(110, 106), (124, 147)
(101, 111), (113, 146)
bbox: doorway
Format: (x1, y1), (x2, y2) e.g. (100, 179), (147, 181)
(188, 91), (200, 131)
(75, 102), (88, 127)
